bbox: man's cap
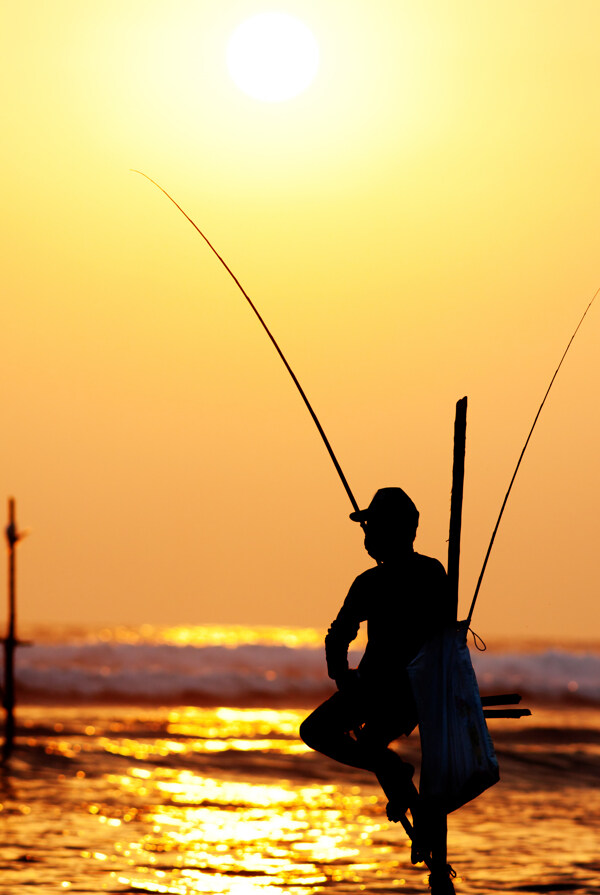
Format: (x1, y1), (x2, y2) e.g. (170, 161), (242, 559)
(349, 487), (419, 525)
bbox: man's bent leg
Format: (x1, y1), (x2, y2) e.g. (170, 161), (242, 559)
(299, 692), (378, 772)
(355, 713), (418, 824)
(301, 694), (421, 833)
(356, 725), (415, 816)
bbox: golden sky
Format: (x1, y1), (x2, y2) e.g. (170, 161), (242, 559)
(3, 1), (599, 640)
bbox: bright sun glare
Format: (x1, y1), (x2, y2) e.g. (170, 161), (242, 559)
(227, 12), (319, 102)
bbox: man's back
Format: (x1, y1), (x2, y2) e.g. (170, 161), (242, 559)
(326, 552), (452, 689)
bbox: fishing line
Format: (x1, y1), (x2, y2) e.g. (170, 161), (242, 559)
(467, 285), (600, 626)
(133, 170), (362, 519)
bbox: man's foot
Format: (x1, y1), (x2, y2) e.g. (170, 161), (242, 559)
(385, 798), (410, 823)
(428, 865), (457, 894)
(409, 801), (433, 864)
(410, 838), (431, 866)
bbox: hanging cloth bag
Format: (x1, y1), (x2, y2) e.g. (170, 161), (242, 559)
(407, 620), (499, 814)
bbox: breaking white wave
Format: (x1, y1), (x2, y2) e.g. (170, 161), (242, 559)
(8, 626), (600, 705)
(13, 641), (336, 704)
(471, 647), (600, 703)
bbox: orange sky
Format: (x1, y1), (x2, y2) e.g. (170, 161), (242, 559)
(2, 1), (599, 640)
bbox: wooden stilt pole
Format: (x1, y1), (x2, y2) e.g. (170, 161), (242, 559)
(448, 397), (467, 619)
(428, 398), (467, 893)
(3, 498), (23, 763)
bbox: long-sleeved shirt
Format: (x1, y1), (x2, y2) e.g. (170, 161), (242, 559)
(325, 552), (453, 690)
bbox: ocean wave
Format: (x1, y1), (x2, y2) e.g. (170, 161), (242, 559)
(12, 641), (339, 704)
(7, 632), (600, 705)
(472, 647), (600, 703)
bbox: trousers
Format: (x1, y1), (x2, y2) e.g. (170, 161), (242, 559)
(299, 682), (417, 805)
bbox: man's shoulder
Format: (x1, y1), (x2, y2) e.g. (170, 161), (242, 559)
(349, 565), (381, 589)
(349, 554), (447, 592)
(413, 552), (447, 577)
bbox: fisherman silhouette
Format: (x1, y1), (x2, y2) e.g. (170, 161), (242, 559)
(300, 487), (453, 832)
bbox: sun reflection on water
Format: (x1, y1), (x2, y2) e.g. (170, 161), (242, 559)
(106, 765), (370, 894)
(7, 702), (600, 894)
(74, 707), (397, 895)
(167, 707), (308, 740)
(90, 707), (312, 763)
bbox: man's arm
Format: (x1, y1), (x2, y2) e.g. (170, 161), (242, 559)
(324, 578), (365, 687)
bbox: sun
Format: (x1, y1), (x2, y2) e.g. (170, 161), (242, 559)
(226, 12), (319, 103)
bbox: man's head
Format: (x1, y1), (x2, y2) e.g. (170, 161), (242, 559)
(350, 487), (419, 562)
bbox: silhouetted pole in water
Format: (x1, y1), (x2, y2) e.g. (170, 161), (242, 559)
(3, 498), (25, 762)
(428, 398), (467, 893)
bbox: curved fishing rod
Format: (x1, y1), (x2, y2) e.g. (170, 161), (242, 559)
(467, 285), (599, 627)
(133, 170), (362, 519)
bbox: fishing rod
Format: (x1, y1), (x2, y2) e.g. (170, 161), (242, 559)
(466, 285), (599, 627)
(133, 170), (362, 519)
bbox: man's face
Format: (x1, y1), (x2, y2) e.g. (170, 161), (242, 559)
(363, 517), (414, 562)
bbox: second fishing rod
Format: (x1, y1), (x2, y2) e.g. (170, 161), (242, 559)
(134, 171), (597, 619)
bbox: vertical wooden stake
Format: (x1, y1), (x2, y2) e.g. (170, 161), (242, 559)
(3, 498), (20, 762)
(447, 397), (468, 621)
(428, 398), (467, 892)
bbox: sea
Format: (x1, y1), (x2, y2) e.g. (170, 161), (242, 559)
(1, 624), (600, 895)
